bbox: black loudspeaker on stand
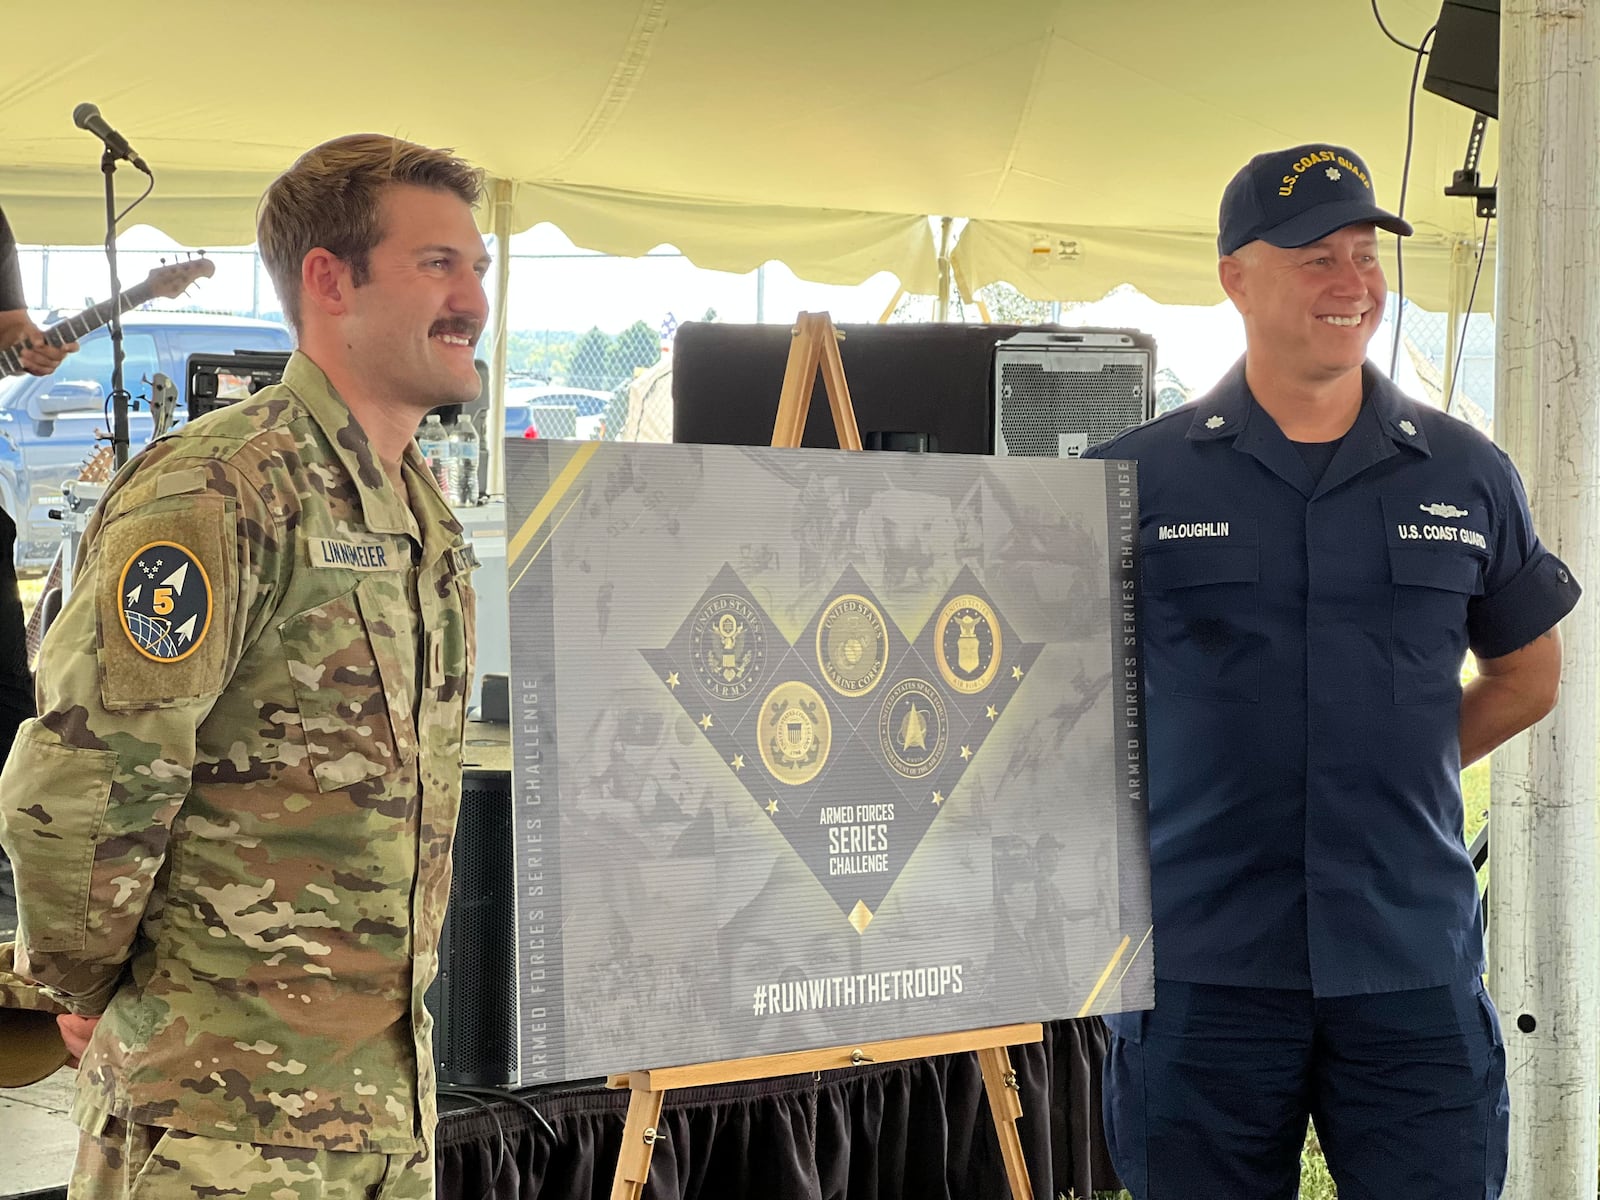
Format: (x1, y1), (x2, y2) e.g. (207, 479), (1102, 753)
(425, 765), (517, 1087)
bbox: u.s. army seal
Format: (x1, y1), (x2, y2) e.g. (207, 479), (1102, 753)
(691, 592), (768, 701)
(879, 677), (948, 779)
(816, 593), (888, 697)
(758, 679), (832, 786)
(935, 594), (1001, 695)
(118, 541), (213, 663)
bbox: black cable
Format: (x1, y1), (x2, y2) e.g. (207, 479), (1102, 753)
(1372, 0), (1428, 53)
(114, 170), (155, 226)
(1387, 25), (1438, 380)
(436, 1088), (507, 1200)
(1445, 181), (1496, 416)
(441, 1082), (557, 1138)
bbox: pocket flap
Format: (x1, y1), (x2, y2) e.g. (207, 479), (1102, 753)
(1388, 545), (1484, 595)
(1144, 544), (1260, 592)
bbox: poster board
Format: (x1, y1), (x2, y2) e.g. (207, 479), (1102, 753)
(504, 438), (1149, 1083)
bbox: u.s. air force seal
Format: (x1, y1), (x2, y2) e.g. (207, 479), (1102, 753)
(758, 680), (832, 786)
(816, 593), (888, 696)
(119, 541), (213, 663)
(935, 594), (1001, 694)
(691, 593), (768, 701)
(879, 677), (948, 779)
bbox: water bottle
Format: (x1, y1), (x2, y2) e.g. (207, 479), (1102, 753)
(417, 413), (451, 495)
(447, 418), (480, 506)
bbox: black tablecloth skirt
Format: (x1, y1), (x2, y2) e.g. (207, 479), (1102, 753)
(436, 1016), (1119, 1200)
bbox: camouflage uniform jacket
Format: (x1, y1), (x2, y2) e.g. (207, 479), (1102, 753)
(0, 352), (475, 1152)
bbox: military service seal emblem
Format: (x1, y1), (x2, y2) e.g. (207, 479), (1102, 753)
(935, 594), (1001, 694)
(758, 680), (832, 786)
(119, 541), (213, 663)
(816, 593), (888, 697)
(879, 677), (948, 779)
(691, 592), (768, 701)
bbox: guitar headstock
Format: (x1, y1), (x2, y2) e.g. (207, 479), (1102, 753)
(144, 256), (216, 300)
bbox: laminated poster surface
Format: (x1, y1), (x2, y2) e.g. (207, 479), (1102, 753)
(503, 440), (1149, 1082)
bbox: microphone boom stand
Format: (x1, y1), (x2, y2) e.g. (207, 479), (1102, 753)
(100, 146), (133, 470)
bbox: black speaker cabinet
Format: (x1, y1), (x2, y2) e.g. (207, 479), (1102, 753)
(425, 764), (517, 1087)
(673, 321), (1153, 455)
(993, 329), (1156, 459)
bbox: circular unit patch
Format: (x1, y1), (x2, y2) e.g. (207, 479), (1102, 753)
(118, 541), (213, 663)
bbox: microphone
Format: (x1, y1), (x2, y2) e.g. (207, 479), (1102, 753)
(72, 103), (150, 173)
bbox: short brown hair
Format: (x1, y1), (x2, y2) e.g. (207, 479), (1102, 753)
(257, 134), (484, 331)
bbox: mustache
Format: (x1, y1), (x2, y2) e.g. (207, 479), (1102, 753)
(429, 318), (480, 342)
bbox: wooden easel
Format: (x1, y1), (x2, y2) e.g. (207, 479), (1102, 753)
(605, 312), (1042, 1200)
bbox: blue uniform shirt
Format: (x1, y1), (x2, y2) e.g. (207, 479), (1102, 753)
(1086, 361), (1579, 996)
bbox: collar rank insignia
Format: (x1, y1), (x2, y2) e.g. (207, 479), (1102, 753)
(119, 541), (213, 662)
(1205, 415), (1226, 430)
(1398, 419), (1417, 436)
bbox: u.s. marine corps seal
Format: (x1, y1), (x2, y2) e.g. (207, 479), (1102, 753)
(118, 541), (213, 663)
(691, 593), (768, 701)
(935, 594), (1001, 694)
(879, 677), (948, 779)
(816, 593), (888, 696)
(758, 679), (832, 786)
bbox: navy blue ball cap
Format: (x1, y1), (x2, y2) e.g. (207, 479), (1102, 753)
(1218, 143), (1413, 256)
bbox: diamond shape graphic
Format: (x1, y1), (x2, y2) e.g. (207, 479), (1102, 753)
(645, 564), (1044, 928)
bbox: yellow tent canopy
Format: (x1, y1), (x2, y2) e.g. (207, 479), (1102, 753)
(0, 0), (1494, 308)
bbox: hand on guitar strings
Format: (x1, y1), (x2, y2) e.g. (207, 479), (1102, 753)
(0, 311), (78, 376)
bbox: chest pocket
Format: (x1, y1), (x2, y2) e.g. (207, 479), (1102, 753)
(1141, 521), (1262, 702)
(1383, 495), (1487, 704)
(279, 573), (419, 791)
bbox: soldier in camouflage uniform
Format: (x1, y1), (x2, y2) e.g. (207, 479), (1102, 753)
(0, 134), (487, 1198)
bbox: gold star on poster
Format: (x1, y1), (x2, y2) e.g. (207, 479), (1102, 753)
(986, 704), (998, 721)
(666, 671), (680, 689)
(765, 799), (779, 815)
(730, 754), (745, 770)
(699, 713), (714, 730)
(931, 791), (944, 805)
(1012, 665), (1024, 681)
(960, 745), (973, 761)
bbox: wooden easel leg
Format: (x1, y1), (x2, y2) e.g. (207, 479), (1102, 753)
(771, 313), (825, 448)
(978, 1045), (1035, 1200)
(609, 1081), (666, 1200)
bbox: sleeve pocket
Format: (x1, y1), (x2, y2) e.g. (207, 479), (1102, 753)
(2, 728), (116, 953)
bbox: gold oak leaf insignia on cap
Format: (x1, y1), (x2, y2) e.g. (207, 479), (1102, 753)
(119, 541), (213, 662)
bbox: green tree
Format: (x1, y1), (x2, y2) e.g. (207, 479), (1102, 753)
(568, 326), (615, 390)
(604, 319), (661, 385)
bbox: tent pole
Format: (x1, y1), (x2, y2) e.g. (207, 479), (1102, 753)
(1441, 238), (1470, 413)
(1489, 3), (1600, 1197)
(487, 178), (514, 496)
(936, 216), (953, 322)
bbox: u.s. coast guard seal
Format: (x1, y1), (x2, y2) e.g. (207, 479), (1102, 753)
(758, 679), (832, 786)
(118, 541), (213, 663)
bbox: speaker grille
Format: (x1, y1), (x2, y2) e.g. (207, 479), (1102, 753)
(427, 769), (518, 1087)
(997, 359), (1151, 455)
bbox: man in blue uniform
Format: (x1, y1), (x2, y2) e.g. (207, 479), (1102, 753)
(1085, 144), (1580, 1199)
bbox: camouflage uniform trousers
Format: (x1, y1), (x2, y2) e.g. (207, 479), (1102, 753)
(70, 1114), (434, 1200)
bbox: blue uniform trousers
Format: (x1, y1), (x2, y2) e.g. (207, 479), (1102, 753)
(1103, 978), (1508, 1199)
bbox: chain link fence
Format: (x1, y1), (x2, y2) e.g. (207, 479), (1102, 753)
(13, 244), (1499, 445)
